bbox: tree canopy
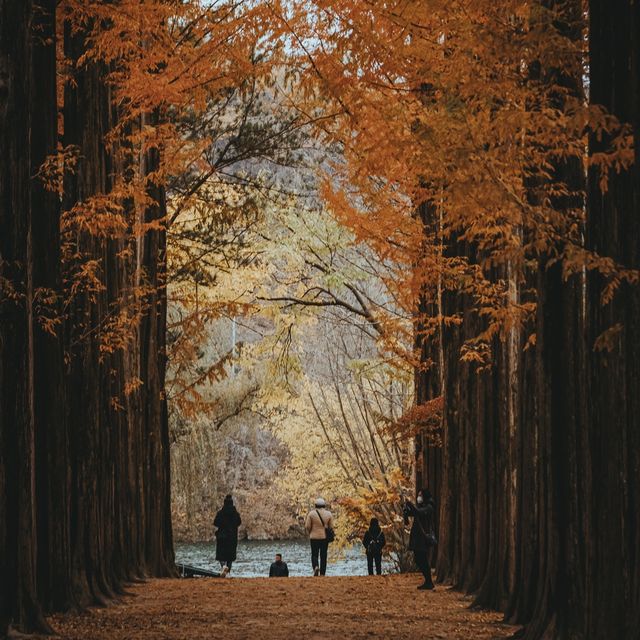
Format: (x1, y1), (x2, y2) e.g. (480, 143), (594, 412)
(0, 1), (638, 639)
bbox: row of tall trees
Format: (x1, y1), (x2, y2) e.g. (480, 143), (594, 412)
(419, 3), (640, 638)
(1, 0), (284, 633)
(2, 0), (336, 631)
(288, 1), (639, 639)
(0, 1), (175, 633)
(2, 1), (637, 638)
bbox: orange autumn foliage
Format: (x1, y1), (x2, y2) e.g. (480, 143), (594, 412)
(52, 0), (289, 389)
(282, 1), (636, 366)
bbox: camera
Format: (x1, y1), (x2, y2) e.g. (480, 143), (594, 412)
(402, 501), (412, 524)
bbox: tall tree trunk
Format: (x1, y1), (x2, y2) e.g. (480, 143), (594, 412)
(31, 0), (74, 614)
(432, 4), (589, 634)
(62, 19), (176, 599)
(414, 198), (444, 552)
(587, 1), (640, 637)
(435, 258), (515, 605)
(1, 1), (176, 629)
(0, 0), (50, 632)
(510, 261), (588, 639)
(140, 111), (176, 576)
(63, 20), (120, 605)
(507, 4), (588, 636)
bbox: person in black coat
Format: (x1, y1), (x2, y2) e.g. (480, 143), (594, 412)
(214, 494), (242, 576)
(362, 517), (386, 575)
(269, 553), (289, 577)
(403, 488), (436, 590)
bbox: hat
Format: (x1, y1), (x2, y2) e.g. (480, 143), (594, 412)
(315, 497), (326, 507)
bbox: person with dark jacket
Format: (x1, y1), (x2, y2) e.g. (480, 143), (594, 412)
(269, 553), (289, 577)
(362, 517), (386, 575)
(214, 494), (242, 576)
(403, 488), (436, 590)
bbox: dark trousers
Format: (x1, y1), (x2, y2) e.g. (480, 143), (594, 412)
(367, 552), (382, 575)
(310, 539), (329, 575)
(414, 548), (434, 587)
(220, 560), (232, 569)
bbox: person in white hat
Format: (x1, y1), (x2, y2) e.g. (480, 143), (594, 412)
(305, 497), (334, 576)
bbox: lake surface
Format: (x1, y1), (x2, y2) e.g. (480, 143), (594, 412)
(175, 539), (394, 578)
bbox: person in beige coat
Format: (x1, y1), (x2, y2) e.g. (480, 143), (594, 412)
(305, 498), (333, 576)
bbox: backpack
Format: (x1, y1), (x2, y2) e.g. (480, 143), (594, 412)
(367, 532), (382, 556)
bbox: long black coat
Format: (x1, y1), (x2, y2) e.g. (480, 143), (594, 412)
(214, 504), (241, 562)
(406, 499), (435, 552)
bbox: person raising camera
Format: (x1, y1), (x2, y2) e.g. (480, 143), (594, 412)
(403, 488), (437, 590)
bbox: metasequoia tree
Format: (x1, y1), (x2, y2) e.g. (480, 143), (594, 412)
(32, 0), (74, 614)
(586, 0), (640, 636)
(288, 1), (639, 639)
(1, 0), (286, 633)
(1, 0), (179, 627)
(59, 2), (183, 603)
(0, 0), (50, 632)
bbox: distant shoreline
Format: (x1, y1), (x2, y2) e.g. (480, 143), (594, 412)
(173, 534), (306, 544)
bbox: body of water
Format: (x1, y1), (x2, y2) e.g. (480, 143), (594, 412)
(175, 539), (394, 578)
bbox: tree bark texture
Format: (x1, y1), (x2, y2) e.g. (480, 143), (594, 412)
(508, 4), (590, 636)
(414, 198), (444, 547)
(140, 112), (175, 576)
(0, 0), (50, 633)
(432, 256), (518, 611)
(0, 4), (175, 632)
(415, 3), (639, 639)
(587, 1), (640, 636)
(31, 0), (74, 614)
(62, 20), (176, 605)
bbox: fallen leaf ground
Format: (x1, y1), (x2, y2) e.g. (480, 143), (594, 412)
(43, 574), (519, 639)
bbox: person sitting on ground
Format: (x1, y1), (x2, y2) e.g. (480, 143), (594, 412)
(403, 488), (437, 590)
(213, 494), (242, 577)
(269, 553), (289, 577)
(362, 517), (386, 575)
(305, 497), (333, 576)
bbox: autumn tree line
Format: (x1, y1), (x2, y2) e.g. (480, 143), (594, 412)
(287, 1), (639, 639)
(0, 0), (285, 634)
(418, 4), (640, 638)
(1, 1), (639, 640)
(0, 0), (178, 634)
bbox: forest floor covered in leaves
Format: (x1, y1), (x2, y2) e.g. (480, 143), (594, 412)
(41, 574), (519, 639)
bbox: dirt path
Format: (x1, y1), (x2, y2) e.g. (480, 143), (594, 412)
(44, 575), (519, 639)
